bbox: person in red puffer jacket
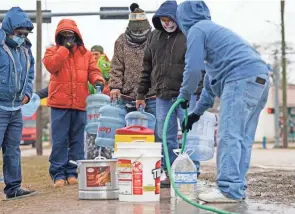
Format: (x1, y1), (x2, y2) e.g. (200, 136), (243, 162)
(43, 19), (104, 188)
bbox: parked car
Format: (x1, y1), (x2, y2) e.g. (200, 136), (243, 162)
(22, 113), (37, 147)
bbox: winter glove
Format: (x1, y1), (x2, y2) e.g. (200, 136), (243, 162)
(63, 37), (76, 50)
(182, 113), (201, 133)
(180, 99), (190, 110)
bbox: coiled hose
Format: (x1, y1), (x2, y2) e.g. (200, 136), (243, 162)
(162, 98), (238, 214)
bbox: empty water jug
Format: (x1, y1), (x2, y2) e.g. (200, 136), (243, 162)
(95, 99), (126, 148)
(21, 93), (41, 117)
(86, 86), (110, 134)
(185, 111), (217, 161)
(125, 106), (156, 130)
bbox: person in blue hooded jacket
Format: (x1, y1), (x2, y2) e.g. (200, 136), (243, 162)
(0, 7), (37, 199)
(177, 1), (270, 203)
(136, 0), (204, 188)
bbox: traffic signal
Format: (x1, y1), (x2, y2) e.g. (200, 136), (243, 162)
(267, 108), (275, 114)
(100, 7), (129, 20)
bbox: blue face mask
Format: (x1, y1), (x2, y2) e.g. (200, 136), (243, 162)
(12, 35), (25, 47)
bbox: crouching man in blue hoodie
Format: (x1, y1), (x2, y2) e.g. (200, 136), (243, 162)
(177, 1), (270, 203)
(0, 7), (37, 199)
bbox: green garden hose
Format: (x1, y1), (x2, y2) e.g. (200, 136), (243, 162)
(162, 98), (238, 214)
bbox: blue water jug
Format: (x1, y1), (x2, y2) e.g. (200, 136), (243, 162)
(21, 93), (40, 117)
(95, 99), (126, 148)
(85, 86), (110, 134)
(125, 106), (156, 131)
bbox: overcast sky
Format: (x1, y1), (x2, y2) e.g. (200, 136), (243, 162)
(1, 0), (295, 81)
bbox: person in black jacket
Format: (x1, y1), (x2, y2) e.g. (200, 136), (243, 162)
(136, 0), (204, 188)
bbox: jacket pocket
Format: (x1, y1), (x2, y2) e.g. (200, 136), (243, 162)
(48, 82), (71, 107)
(164, 64), (184, 90)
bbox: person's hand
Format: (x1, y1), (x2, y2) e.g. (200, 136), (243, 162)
(110, 89), (121, 102)
(22, 95), (29, 105)
(182, 113), (201, 133)
(180, 99), (189, 109)
(63, 37), (75, 50)
(136, 100), (146, 109)
(95, 82), (104, 92)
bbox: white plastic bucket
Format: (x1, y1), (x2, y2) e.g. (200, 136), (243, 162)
(115, 142), (162, 202)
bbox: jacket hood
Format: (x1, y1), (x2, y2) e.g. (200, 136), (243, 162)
(152, 0), (178, 31)
(177, 0), (211, 35)
(1, 7), (34, 35)
(55, 19), (84, 46)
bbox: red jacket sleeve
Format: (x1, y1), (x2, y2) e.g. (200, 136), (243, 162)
(88, 52), (105, 85)
(43, 46), (69, 74)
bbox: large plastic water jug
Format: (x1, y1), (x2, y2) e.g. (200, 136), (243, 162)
(21, 93), (40, 117)
(185, 111), (217, 161)
(125, 106), (156, 130)
(85, 86), (110, 134)
(95, 100), (126, 148)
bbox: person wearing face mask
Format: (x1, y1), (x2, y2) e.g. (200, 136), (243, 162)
(136, 0), (204, 188)
(43, 19), (105, 188)
(109, 3), (158, 133)
(0, 7), (37, 200)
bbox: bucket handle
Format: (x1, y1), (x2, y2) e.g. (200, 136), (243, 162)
(94, 156), (107, 160)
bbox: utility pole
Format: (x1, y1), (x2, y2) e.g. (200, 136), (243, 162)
(36, 0), (43, 155)
(273, 50), (281, 148)
(281, 0), (288, 148)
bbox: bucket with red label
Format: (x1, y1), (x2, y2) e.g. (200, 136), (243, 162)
(116, 142), (162, 202)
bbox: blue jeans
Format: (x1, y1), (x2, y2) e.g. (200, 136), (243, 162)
(119, 97), (160, 142)
(49, 108), (86, 182)
(157, 98), (187, 170)
(0, 109), (23, 195)
(217, 74), (269, 200)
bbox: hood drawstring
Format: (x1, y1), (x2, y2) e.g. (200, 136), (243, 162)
(170, 32), (179, 54)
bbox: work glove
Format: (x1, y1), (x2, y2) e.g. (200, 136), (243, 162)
(63, 37), (76, 50)
(182, 113), (201, 133)
(180, 99), (189, 110)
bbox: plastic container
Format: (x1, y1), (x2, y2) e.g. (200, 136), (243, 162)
(185, 111), (217, 161)
(114, 126), (155, 152)
(95, 100), (126, 148)
(86, 86), (110, 134)
(116, 142), (162, 202)
(125, 106), (156, 131)
(21, 93), (40, 117)
(170, 149), (198, 200)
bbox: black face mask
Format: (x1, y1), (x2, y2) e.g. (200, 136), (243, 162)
(63, 36), (76, 43)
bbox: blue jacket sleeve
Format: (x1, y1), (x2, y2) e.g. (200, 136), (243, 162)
(25, 48), (35, 99)
(178, 26), (206, 101)
(194, 74), (216, 115)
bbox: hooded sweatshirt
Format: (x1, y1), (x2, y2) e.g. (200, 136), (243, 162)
(136, 0), (187, 100)
(43, 19), (104, 111)
(177, 1), (269, 114)
(0, 7), (35, 111)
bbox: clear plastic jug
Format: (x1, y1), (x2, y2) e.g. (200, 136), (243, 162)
(95, 99), (126, 148)
(170, 149), (198, 200)
(125, 106), (156, 130)
(185, 111), (217, 161)
(21, 93), (40, 117)
(85, 86), (110, 134)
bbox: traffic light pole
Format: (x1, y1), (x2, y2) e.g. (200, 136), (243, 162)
(273, 50), (281, 148)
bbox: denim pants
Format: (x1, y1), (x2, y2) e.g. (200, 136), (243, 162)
(217, 74), (269, 200)
(156, 98), (186, 170)
(119, 97), (160, 142)
(49, 108), (86, 182)
(0, 109), (22, 195)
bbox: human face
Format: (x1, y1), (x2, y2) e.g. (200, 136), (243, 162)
(60, 31), (75, 38)
(160, 17), (177, 33)
(160, 17), (172, 25)
(92, 51), (102, 62)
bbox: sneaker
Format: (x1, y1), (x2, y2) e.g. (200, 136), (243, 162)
(67, 177), (78, 185)
(54, 179), (66, 188)
(198, 187), (243, 203)
(6, 188), (38, 200)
